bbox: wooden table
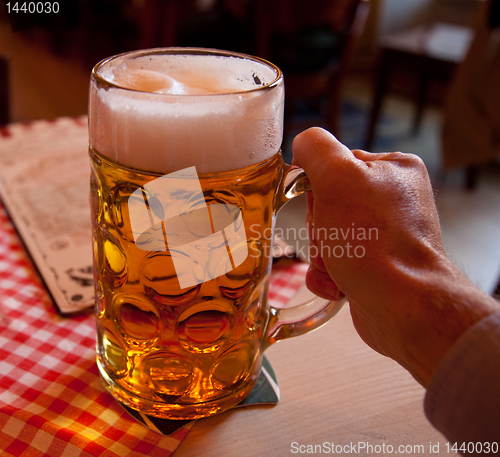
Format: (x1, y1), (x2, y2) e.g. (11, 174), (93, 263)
(364, 22), (472, 151)
(175, 305), (449, 456)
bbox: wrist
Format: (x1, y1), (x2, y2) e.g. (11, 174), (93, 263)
(382, 251), (499, 387)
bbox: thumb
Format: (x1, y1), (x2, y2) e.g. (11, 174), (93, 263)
(292, 127), (353, 179)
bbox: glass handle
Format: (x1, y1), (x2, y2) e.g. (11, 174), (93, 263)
(266, 291), (345, 346)
(266, 165), (346, 347)
(282, 166), (311, 201)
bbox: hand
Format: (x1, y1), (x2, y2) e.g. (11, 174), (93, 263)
(292, 127), (499, 387)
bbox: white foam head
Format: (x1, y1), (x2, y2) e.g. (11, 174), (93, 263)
(89, 49), (284, 174)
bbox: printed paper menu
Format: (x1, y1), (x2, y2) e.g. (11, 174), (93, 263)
(0, 117), (93, 315)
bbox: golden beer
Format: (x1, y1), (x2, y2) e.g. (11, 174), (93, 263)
(89, 48), (344, 420)
(90, 146), (285, 419)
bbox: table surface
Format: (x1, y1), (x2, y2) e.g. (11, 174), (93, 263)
(0, 118), (449, 456)
(380, 22), (473, 63)
(175, 307), (449, 457)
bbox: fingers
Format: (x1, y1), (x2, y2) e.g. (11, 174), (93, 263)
(293, 127), (389, 168)
(292, 127), (353, 170)
(351, 148), (400, 162)
(293, 128), (424, 171)
(305, 264), (345, 301)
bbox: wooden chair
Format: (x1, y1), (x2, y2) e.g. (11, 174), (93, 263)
(363, 22), (473, 151)
(441, 0), (500, 189)
(254, 0), (370, 137)
(0, 54), (10, 126)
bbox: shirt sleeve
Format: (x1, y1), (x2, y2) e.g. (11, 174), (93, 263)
(424, 311), (500, 444)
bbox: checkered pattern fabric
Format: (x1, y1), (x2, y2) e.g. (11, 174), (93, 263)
(0, 200), (306, 456)
(268, 261), (310, 307)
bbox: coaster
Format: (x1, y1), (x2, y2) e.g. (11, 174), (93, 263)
(120, 356), (279, 436)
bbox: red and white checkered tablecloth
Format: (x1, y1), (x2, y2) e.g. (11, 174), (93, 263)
(0, 199), (307, 456)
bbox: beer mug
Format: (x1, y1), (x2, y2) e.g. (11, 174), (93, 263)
(88, 48), (345, 420)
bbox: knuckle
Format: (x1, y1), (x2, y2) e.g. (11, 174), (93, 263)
(385, 152), (427, 174)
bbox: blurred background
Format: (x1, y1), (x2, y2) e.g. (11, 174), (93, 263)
(0, 0), (499, 294)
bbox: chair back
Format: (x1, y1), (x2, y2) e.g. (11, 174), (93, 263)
(442, 0), (500, 169)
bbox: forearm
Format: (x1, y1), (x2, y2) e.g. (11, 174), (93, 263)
(347, 248), (500, 387)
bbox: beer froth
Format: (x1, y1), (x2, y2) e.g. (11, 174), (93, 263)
(90, 52), (284, 174)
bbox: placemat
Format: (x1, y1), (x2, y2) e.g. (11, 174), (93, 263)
(0, 191), (307, 456)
